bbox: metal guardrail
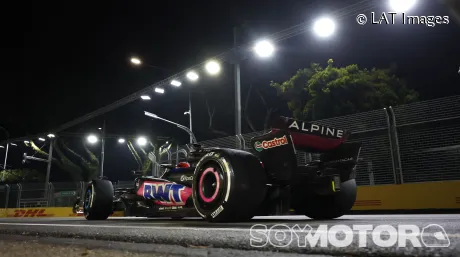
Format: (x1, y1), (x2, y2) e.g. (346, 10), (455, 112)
(1, 95), (459, 208)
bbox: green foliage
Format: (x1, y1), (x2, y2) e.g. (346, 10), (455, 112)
(52, 140), (85, 181)
(270, 59), (419, 120)
(25, 139), (99, 181)
(0, 168), (44, 183)
(24, 138), (158, 181)
(127, 140), (154, 175)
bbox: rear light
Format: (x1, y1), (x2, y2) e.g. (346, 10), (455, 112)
(260, 162), (264, 168)
(177, 162), (191, 168)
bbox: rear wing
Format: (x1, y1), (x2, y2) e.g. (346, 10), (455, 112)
(270, 116), (351, 152)
(272, 116), (350, 139)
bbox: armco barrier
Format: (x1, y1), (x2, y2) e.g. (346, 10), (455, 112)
(0, 208), (124, 218)
(352, 180), (460, 210)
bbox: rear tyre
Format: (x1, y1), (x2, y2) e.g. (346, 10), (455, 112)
(83, 179), (114, 220)
(192, 149), (267, 222)
(303, 179), (357, 220)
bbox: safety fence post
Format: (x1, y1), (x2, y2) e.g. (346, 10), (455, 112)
(47, 182), (54, 207)
(16, 183), (22, 208)
(389, 106), (404, 184)
(175, 145), (179, 165)
(367, 162), (374, 186)
(384, 108), (398, 184)
(237, 134), (245, 150)
(4, 184), (10, 209)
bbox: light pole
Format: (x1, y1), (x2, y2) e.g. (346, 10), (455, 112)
(45, 138), (53, 194)
(184, 92), (193, 143)
(100, 120), (106, 177)
(234, 27), (242, 135)
(134, 17), (336, 137)
(1, 142), (18, 180)
(234, 27), (275, 135)
(2, 143), (9, 181)
(144, 111), (197, 144)
(0, 126), (10, 181)
(130, 57), (170, 73)
(129, 56), (194, 141)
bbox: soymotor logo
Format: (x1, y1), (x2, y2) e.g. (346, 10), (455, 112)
(254, 136), (288, 152)
(250, 224), (450, 248)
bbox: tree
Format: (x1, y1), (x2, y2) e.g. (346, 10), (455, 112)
(126, 139), (154, 175)
(0, 168), (44, 183)
(270, 59), (419, 120)
(244, 84), (278, 132)
(204, 95), (229, 136)
(26, 139), (100, 181)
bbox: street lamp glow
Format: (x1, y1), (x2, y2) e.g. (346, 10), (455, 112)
(205, 60), (221, 75)
(389, 0), (416, 12)
(87, 135), (98, 144)
(10, 143), (17, 146)
(141, 95), (151, 100)
(186, 71), (199, 81)
(254, 40), (274, 58)
(118, 138), (125, 143)
(24, 141), (29, 144)
(47, 133), (55, 138)
(38, 138), (45, 141)
(171, 80), (182, 87)
(137, 137), (147, 146)
(0, 146), (3, 148)
(144, 111), (158, 119)
(155, 87), (165, 94)
(130, 57), (142, 65)
(313, 17), (336, 38)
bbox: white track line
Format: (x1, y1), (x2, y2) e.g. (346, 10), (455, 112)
(0, 222), (249, 232)
(0, 222), (459, 238)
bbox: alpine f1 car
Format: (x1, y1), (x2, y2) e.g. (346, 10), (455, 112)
(80, 114), (361, 222)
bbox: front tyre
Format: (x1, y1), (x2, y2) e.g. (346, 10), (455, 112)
(303, 179), (357, 220)
(192, 149), (267, 222)
(83, 179), (114, 220)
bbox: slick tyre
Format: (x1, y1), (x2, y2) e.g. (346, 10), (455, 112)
(83, 179), (114, 220)
(192, 149), (267, 222)
(303, 179), (357, 220)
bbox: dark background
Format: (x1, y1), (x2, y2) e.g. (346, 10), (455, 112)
(1, 0), (459, 181)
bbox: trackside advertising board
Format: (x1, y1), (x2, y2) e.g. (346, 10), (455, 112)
(0, 207), (124, 218)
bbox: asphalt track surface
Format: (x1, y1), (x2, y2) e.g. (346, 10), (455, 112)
(0, 215), (460, 256)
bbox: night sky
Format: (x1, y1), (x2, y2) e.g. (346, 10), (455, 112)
(1, 0), (459, 181)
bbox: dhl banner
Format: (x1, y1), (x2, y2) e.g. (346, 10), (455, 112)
(0, 208), (124, 218)
(352, 180), (460, 210)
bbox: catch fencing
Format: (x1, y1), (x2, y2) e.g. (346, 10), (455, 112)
(0, 181), (136, 209)
(1, 95), (459, 208)
(162, 95), (460, 186)
(390, 95), (460, 183)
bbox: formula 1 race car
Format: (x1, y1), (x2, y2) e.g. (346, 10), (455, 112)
(81, 115), (361, 222)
